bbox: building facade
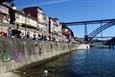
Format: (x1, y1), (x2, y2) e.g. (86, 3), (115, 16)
(0, 4), (75, 42)
(49, 17), (62, 41)
(0, 4), (9, 23)
(23, 6), (49, 37)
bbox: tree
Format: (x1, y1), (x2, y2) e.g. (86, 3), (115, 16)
(9, 2), (16, 24)
(0, 0), (13, 4)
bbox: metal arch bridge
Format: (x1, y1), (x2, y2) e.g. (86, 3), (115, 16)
(61, 19), (115, 41)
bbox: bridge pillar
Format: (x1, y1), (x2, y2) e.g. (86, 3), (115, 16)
(84, 35), (89, 42)
(84, 24), (89, 42)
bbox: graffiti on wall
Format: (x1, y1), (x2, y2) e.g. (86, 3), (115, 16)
(1, 49), (12, 62)
(0, 38), (20, 63)
(11, 49), (20, 63)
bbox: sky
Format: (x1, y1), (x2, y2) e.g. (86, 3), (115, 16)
(14, 0), (115, 38)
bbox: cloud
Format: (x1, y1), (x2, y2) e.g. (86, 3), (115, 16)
(39, 0), (70, 6)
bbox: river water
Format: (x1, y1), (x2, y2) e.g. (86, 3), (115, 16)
(12, 47), (115, 77)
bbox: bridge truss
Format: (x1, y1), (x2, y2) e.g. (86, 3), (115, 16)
(61, 19), (115, 41)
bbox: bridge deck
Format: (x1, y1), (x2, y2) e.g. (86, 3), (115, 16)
(61, 19), (115, 26)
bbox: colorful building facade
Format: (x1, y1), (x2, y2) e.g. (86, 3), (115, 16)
(0, 4), (75, 42)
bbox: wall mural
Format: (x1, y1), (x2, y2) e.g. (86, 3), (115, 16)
(0, 38), (20, 63)
(0, 38), (56, 63)
(11, 49), (20, 63)
(1, 49), (11, 62)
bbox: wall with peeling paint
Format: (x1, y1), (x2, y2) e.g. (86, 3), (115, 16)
(0, 37), (78, 74)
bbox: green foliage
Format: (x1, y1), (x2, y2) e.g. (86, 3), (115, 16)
(11, 2), (15, 6)
(0, 0), (13, 4)
(6, 0), (13, 3)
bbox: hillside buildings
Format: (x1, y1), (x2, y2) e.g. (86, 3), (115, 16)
(0, 4), (76, 43)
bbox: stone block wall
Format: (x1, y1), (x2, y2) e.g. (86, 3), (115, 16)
(0, 37), (78, 74)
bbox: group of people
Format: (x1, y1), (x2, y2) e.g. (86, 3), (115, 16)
(0, 27), (18, 38)
(0, 27), (50, 41)
(0, 26), (74, 43)
(26, 31), (48, 41)
(7, 27), (21, 38)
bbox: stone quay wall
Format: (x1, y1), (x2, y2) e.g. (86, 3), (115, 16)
(0, 37), (78, 74)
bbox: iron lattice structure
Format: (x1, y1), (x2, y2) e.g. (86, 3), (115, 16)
(88, 21), (115, 41)
(61, 19), (115, 41)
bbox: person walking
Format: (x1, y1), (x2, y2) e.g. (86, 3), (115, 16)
(7, 27), (12, 38)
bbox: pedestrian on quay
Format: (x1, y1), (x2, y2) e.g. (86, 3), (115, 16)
(26, 32), (30, 38)
(7, 27), (12, 38)
(33, 31), (37, 40)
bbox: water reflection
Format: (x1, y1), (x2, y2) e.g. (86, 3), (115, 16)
(14, 48), (115, 77)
